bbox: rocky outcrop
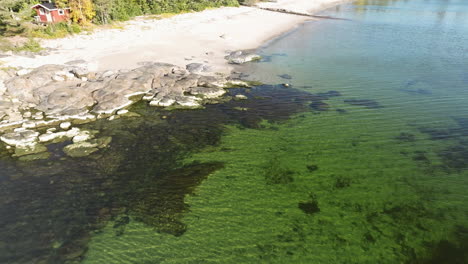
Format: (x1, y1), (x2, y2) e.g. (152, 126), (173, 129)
(0, 61), (248, 159)
(225, 50), (262, 64)
(186, 63), (212, 74)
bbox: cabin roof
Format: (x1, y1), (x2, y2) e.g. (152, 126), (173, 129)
(32, 2), (69, 11)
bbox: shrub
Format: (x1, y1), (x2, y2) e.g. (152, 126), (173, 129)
(30, 22), (82, 39)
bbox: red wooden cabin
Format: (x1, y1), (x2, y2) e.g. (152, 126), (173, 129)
(32, 0), (70, 24)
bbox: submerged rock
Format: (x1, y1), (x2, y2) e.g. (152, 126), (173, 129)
(189, 87), (226, 99)
(278, 74), (293, 80)
(235, 94), (248, 100)
(13, 143), (48, 158)
(0, 129), (39, 148)
(38, 127), (81, 143)
(63, 142), (99, 158)
(63, 135), (112, 158)
(186, 63), (212, 74)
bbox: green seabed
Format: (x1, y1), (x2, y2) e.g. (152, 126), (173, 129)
(83, 94), (468, 264)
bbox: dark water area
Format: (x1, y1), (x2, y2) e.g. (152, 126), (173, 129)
(2, 0), (468, 263)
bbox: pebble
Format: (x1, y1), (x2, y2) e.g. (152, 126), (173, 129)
(60, 122), (72, 130)
(117, 109), (129, 115)
(22, 122), (36, 129)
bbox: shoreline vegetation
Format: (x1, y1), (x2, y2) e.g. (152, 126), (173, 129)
(0, 0), (348, 160)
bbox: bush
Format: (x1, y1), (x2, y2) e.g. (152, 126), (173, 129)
(30, 22), (82, 39)
(14, 38), (43, 52)
(0, 37), (42, 53)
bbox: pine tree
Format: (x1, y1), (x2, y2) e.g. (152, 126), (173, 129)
(94, 0), (113, 24)
(0, 0), (21, 26)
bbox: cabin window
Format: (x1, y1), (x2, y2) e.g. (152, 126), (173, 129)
(58, 9), (65, 15)
(39, 8), (45, 15)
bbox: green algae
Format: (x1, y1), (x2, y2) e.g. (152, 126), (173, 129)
(83, 106), (468, 263)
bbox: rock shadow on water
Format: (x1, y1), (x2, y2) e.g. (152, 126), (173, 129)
(0, 83), (319, 263)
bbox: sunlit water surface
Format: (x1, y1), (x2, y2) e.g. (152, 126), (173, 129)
(1, 0), (468, 263)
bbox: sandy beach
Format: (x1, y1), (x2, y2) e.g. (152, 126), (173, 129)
(2, 0), (347, 74)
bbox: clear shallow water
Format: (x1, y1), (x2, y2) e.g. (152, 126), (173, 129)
(2, 0), (468, 263)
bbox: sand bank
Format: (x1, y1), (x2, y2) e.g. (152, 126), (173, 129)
(3, 0), (348, 74)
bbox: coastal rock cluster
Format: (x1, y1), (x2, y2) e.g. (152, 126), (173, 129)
(0, 61), (242, 159)
(225, 50), (262, 64)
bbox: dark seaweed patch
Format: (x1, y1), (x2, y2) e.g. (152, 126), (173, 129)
(306, 164), (319, 172)
(418, 117), (468, 171)
(309, 101), (330, 112)
(437, 143), (468, 171)
(317, 90), (342, 98)
(395, 132), (416, 142)
(334, 176), (352, 189)
(344, 99), (382, 109)
(419, 117), (468, 141)
(408, 226), (468, 264)
(130, 162), (225, 236)
(418, 127), (452, 140)
(298, 201), (320, 214)
(400, 88), (432, 95)
(401, 79), (432, 95)
(298, 194), (320, 215)
(412, 151), (430, 163)
(305, 90), (343, 112)
(271, 53), (288, 57)
(264, 157), (295, 185)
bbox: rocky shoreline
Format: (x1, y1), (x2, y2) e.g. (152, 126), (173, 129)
(0, 50), (261, 160)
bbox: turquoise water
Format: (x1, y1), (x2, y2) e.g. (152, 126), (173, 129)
(1, 0), (468, 263)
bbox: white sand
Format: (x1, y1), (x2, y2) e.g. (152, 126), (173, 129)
(3, 0), (347, 74)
